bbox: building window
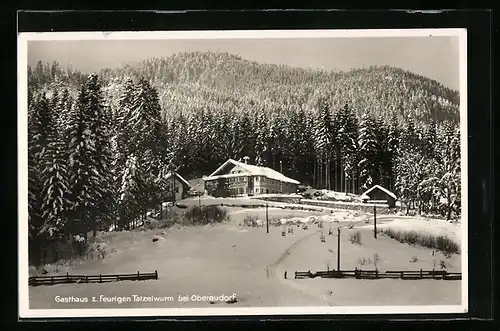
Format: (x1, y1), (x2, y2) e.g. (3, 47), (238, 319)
(175, 187), (180, 193)
(266, 189), (269, 194)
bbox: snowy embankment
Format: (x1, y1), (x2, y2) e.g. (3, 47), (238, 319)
(315, 190), (359, 202)
(227, 207), (368, 227)
(301, 199), (389, 208)
(186, 195), (347, 213)
(360, 215), (462, 244)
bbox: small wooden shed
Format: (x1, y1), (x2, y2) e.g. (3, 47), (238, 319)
(361, 185), (397, 208)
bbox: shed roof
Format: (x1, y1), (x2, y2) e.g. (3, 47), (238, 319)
(165, 172), (191, 187)
(361, 185), (397, 200)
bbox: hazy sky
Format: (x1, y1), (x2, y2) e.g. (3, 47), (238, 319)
(28, 36), (460, 90)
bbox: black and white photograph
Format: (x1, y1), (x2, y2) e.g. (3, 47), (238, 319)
(18, 29), (468, 318)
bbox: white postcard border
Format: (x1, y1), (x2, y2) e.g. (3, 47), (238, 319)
(18, 28), (469, 319)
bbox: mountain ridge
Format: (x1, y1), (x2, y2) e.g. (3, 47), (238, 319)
(30, 51), (461, 125)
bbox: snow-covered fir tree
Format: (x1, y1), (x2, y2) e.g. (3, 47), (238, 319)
(313, 100), (335, 189)
(357, 113), (379, 191)
(67, 74), (112, 242)
(336, 103), (359, 193)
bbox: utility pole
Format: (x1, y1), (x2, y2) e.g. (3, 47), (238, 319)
(172, 171), (176, 204)
(280, 160), (283, 193)
(373, 203), (377, 238)
(266, 203), (269, 234)
(337, 227), (341, 271)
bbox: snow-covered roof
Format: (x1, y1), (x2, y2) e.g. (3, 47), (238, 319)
(165, 172), (191, 187)
(361, 185), (397, 200)
(204, 159), (300, 184)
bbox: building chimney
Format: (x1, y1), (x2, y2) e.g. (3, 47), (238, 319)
(243, 156), (250, 164)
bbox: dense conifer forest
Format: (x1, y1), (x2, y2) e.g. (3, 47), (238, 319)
(26, 52), (461, 265)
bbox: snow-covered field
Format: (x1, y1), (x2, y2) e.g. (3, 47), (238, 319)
(28, 208), (462, 310)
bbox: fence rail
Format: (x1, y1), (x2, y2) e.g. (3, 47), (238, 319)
(28, 270), (158, 286)
(294, 269), (461, 280)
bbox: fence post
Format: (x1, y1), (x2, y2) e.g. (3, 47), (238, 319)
(155, 270), (158, 280)
(99, 274), (102, 283)
(67, 272), (69, 283)
(355, 267), (358, 279)
(86, 275), (88, 283)
(51, 276), (54, 285)
(400, 271), (403, 279)
(137, 271), (140, 280)
(432, 269), (435, 279)
(420, 269), (423, 279)
(375, 269), (378, 279)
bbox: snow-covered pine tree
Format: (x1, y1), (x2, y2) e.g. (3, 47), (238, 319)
(386, 114), (400, 192)
(129, 78), (163, 159)
(67, 75), (107, 245)
(191, 107), (216, 175)
(84, 74), (115, 234)
(201, 108), (218, 172)
(394, 116), (420, 213)
(422, 117), (438, 159)
(115, 79), (136, 170)
(183, 110), (200, 174)
(208, 109), (227, 167)
(118, 154), (145, 229)
(416, 157), (440, 215)
(287, 107), (314, 183)
(336, 103), (359, 193)
(127, 77), (165, 214)
(56, 88), (72, 132)
(305, 112), (318, 187)
(49, 89), (59, 116)
(357, 113), (379, 191)
(373, 115), (391, 189)
(254, 109), (269, 166)
(270, 111), (288, 172)
(28, 93), (50, 265)
(313, 100), (335, 189)
(168, 111), (188, 173)
(433, 121), (461, 220)
(40, 102), (70, 246)
(238, 110), (256, 162)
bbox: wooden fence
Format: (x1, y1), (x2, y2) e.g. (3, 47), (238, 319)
(293, 268), (461, 280)
(29, 270), (158, 286)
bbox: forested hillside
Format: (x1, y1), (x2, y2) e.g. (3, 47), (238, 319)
(30, 52), (459, 124)
(26, 52), (461, 264)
